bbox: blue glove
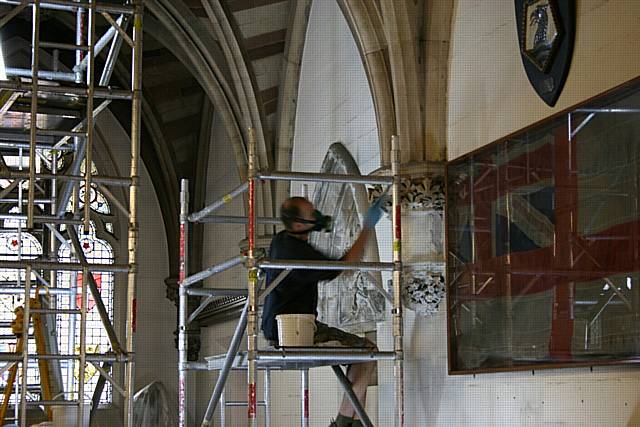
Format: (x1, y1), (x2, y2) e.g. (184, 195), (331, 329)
(363, 193), (387, 229)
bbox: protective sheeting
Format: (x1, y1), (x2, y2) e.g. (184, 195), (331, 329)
(133, 381), (177, 427)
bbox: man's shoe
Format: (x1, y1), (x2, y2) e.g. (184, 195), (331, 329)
(330, 414), (354, 427)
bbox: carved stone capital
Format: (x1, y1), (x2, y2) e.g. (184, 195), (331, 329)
(166, 275), (202, 360)
(369, 162), (445, 213)
(371, 162), (447, 316)
(164, 276), (179, 305)
(173, 326), (201, 362)
(401, 265), (446, 317)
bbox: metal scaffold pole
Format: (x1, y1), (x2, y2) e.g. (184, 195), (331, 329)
(178, 179), (189, 427)
(0, 1), (142, 425)
(77, 266), (89, 425)
(124, 1), (144, 425)
(179, 134), (404, 426)
(20, 267), (32, 427)
(391, 135), (405, 427)
(27, 1), (40, 229)
(246, 127), (259, 427)
(83, 0), (96, 232)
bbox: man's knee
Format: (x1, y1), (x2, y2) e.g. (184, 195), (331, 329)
(363, 337), (377, 350)
(364, 360), (377, 373)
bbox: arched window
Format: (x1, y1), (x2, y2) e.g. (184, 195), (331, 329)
(0, 147), (63, 189)
(0, 159), (117, 405)
(67, 160), (112, 216)
(311, 143), (386, 330)
(0, 210), (43, 282)
(56, 223), (115, 405)
(0, 209), (45, 398)
(0, 210), (44, 391)
(57, 159), (117, 404)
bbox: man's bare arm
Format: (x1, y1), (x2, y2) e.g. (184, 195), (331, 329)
(342, 229), (372, 262)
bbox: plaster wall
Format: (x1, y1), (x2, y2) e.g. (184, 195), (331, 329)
(194, 111), (246, 425)
(447, 0), (640, 160)
(291, 0), (380, 199)
(372, 1), (640, 426)
(193, 0), (381, 423)
(193, 33), (382, 423)
(91, 112), (177, 425)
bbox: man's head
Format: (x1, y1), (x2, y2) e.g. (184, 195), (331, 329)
(280, 197), (332, 236)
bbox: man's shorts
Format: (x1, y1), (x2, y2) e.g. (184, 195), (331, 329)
(267, 320), (375, 348)
(314, 321), (375, 348)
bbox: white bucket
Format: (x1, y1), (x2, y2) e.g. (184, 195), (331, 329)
(276, 314), (316, 346)
(51, 405), (90, 427)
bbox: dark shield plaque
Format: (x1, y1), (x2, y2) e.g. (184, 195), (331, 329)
(515, 0), (575, 106)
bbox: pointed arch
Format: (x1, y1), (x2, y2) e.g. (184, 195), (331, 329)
(337, 0), (397, 166)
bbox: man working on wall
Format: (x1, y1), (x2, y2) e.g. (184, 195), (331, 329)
(261, 195), (385, 427)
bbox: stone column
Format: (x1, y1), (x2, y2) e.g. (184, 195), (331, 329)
(370, 162), (446, 316)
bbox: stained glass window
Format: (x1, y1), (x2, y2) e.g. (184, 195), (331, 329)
(0, 226), (42, 283)
(41, 148), (65, 171)
(57, 221), (114, 405)
(78, 185), (111, 215)
(0, 149), (63, 188)
(0, 211), (45, 403)
(0, 294), (43, 403)
(0, 154), (38, 189)
(0, 151), (116, 406)
(3, 206), (26, 229)
(66, 160), (111, 215)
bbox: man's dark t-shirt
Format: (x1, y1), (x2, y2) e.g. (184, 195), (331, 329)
(261, 231), (340, 341)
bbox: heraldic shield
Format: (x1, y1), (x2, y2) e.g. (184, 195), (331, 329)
(515, 0), (575, 106)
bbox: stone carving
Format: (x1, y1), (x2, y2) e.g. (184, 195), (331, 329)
(317, 271), (387, 332)
(401, 266), (446, 316)
(368, 175), (445, 213)
(165, 276), (179, 304)
(166, 275), (202, 360)
(311, 143), (386, 332)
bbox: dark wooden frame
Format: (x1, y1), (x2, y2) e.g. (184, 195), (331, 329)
(445, 75), (640, 375)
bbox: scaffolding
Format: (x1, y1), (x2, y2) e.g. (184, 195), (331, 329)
(178, 131), (405, 426)
(0, 0), (143, 425)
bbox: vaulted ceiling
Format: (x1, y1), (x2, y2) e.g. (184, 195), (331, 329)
(1, 0), (452, 286)
(137, 0), (309, 279)
(0, 0), (308, 280)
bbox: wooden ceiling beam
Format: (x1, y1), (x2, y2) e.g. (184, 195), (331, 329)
(227, 0), (286, 13)
(260, 86), (278, 115)
(245, 28), (287, 61)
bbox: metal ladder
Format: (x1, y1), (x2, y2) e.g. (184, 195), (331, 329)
(0, 286), (55, 424)
(219, 368), (271, 427)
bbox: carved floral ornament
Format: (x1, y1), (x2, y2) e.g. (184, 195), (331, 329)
(402, 267), (446, 316)
(368, 175), (445, 213)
